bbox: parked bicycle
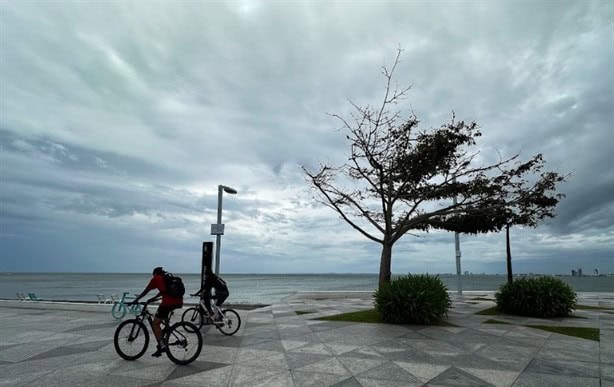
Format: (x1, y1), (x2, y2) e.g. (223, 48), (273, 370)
(112, 292), (142, 320)
(181, 294), (241, 336)
(113, 298), (202, 365)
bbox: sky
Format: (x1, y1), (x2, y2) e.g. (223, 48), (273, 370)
(1, 1), (613, 276)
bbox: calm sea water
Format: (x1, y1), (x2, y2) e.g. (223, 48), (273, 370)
(1, 273), (612, 304)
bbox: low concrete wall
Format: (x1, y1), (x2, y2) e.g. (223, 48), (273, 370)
(282, 290), (499, 302)
(0, 299), (266, 313)
(0, 299), (120, 313)
(282, 291), (375, 302)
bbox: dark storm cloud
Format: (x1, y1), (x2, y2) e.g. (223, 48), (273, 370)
(0, 1), (611, 273)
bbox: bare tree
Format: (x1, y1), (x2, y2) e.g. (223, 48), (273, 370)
(303, 48), (557, 287)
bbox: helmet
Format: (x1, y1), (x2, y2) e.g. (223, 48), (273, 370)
(152, 267), (165, 276)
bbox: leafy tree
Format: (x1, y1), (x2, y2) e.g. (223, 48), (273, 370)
(429, 156), (567, 284)
(501, 164), (567, 283)
(303, 48), (561, 287)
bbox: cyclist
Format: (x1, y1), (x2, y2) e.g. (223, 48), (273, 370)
(130, 267), (183, 357)
(192, 268), (229, 322)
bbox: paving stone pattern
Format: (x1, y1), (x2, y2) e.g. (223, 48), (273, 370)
(0, 292), (612, 386)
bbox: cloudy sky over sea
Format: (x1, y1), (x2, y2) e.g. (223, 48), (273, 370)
(1, 1), (612, 275)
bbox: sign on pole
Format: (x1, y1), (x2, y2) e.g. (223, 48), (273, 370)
(211, 224), (225, 235)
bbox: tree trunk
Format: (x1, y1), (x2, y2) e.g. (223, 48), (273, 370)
(506, 223), (513, 284)
(378, 242), (393, 287)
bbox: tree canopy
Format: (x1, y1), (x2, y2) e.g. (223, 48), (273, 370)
(303, 48), (565, 287)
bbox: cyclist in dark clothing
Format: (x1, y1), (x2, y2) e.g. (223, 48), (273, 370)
(130, 267), (183, 357)
(192, 268), (229, 321)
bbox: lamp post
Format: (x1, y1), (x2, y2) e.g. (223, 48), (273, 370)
(212, 185), (237, 275)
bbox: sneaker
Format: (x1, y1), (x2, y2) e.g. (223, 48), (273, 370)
(151, 344), (166, 358)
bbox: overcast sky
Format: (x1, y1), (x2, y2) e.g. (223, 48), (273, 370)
(1, 1), (612, 275)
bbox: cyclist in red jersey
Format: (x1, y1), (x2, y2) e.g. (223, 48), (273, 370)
(130, 267), (183, 357)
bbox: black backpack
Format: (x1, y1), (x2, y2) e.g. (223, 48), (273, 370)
(164, 273), (185, 297)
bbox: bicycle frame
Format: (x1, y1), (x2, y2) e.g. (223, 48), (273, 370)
(128, 302), (188, 354)
(199, 299), (221, 312)
(195, 299), (223, 322)
(112, 292), (141, 319)
(181, 297), (241, 336)
(127, 304), (154, 341)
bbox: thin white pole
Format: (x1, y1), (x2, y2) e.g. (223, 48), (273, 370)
(454, 228), (462, 295)
(453, 176), (462, 295)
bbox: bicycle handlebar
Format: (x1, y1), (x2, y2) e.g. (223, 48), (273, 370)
(129, 296), (161, 307)
(191, 293), (218, 299)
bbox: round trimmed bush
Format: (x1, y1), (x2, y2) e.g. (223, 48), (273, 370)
(374, 274), (452, 324)
(495, 276), (577, 318)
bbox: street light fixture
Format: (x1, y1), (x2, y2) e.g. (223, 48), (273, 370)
(212, 185), (237, 275)
(222, 186), (237, 195)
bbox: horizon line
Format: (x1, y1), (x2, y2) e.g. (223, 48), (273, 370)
(0, 271), (588, 276)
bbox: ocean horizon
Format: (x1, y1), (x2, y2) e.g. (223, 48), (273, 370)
(2, 272), (612, 304)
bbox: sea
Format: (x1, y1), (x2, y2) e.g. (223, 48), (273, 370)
(1, 273), (612, 305)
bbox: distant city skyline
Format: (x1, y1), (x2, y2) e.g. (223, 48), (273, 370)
(1, 2), (613, 276)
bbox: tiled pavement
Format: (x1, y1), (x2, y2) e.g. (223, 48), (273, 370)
(0, 292), (613, 386)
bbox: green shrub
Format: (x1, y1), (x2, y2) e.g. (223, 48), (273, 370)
(495, 276), (577, 318)
(374, 274), (452, 324)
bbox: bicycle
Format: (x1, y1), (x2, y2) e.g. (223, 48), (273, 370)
(113, 298), (202, 365)
(111, 292), (142, 320)
(181, 294), (241, 336)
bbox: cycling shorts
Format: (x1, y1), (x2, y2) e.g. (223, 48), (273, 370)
(155, 304), (182, 320)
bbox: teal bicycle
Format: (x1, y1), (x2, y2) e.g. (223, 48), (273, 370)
(112, 292), (142, 320)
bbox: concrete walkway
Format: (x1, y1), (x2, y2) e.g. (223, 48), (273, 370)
(0, 292), (612, 386)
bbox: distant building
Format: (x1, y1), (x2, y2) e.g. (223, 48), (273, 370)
(578, 268), (583, 277)
(571, 270), (577, 277)
(594, 269), (599, 276)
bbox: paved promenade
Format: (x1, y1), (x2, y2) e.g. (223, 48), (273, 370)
(0, 292), (613, 386)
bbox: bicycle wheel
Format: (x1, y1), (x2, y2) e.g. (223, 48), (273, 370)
(181, 307), (204, 329)
(217, 309), (241, 336)
(165, 322), (202, 365)
(114, 319), (149, 360)
(112, 303), (127, 320)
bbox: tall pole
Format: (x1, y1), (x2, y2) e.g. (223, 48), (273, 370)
(215, 185), (223, 275)
(453, 177), (462, 295)
(454, 226), (462, 295)
(213, 185), (237, 276)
